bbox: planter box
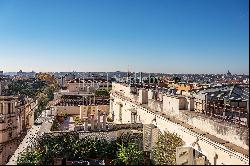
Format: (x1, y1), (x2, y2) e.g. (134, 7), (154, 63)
(54, 158), (63, 165)
(57, 116), (64, 123)
(66, 160), (73, 165)
(104, 159), (113, 165)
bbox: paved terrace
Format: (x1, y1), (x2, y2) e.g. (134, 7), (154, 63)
(111, 91), (249, 161)
(7, 109), (56, 165)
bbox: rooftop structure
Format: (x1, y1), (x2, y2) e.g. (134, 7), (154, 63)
(110, 82), (249, 165)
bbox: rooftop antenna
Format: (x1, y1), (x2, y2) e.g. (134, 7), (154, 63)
(134, 72), (137, 84)
(149, 73), (151, 84)
(127, 65), (130, 84)
(139, 72), (142, 84)
(78, 76), (81, 89)
(82, 75), (85, 91)
(106, 72), (109, 91)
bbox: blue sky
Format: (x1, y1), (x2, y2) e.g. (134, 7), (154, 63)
(0, 0), (249, 74)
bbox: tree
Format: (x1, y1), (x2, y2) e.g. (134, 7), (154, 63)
(3, 79), (47, 98)
(151, 131), (183, 165)
(17, 150), (42, 165)
(95, 89), (109, 96)
(114, 143), (143, 165)
(35, 92), (49, 119)
(17, 131), (144, 165)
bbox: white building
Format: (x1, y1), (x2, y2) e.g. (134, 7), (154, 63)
(110, 82), (249, 165)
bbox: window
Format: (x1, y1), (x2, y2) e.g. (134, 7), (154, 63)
(12, 103), (14, 113)
(8, 103), (11, 114)
(0, 103), (3, 114)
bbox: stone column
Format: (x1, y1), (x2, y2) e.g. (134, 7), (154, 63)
(5, 102), (8, 114)
(2, 102), (5, 114)
(238, 107), (241, 122)
(91, 114), (95, 130)
(213, 103), (216, 117)
(11, 102), (14, 114)
(83, 117), (88, 131)
(17, 115), (21, 133)
(109, 99), (113, 119)
(85, 97), (88, 105)
(223, 107), (226, 120)
(89, 97), (92, 105)
(97, 110), (101, 130)
(103, 113), (107, 130)
(233, 107), (237, 124)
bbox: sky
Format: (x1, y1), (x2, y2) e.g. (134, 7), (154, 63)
(0, 0), (249, 74)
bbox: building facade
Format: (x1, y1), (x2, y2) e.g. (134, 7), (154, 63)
(0, 96), (37, 165)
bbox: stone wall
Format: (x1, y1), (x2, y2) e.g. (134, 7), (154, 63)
(110, 90), (249, 165)
(112, 83), (132, 98)
(148, 99), (163, 112)
(56, 106), (80, 115)
(178, 110), (249, 150)
(0, 140), (19, 165)
(162, 95), (180, 116)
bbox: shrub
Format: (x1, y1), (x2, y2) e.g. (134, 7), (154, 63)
(17, 150), (42, 165)
(151, 131), (183, 165)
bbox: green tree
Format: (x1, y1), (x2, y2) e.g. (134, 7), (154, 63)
(151, 131), (183, 165)
(114, 143), (143, 165)
(17, 150), (42, 165)
(95, 89), (109, 96)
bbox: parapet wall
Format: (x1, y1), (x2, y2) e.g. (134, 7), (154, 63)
(178, 110), (249, 150)
(111, 83), (249, 150)
(111, 91), (249, 165)
(148, 99), (163, 112)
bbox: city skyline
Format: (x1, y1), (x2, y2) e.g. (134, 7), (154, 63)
(0, 0), (249, 74)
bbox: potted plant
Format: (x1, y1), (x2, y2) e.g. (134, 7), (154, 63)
(51, 119), (60, 131)
(57, 113), (65, 123)
(107, 116), (114, 122)
(63, 112), (69, 120)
